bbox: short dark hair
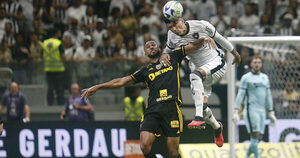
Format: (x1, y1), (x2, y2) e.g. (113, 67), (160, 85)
(251, 55), (263, 62)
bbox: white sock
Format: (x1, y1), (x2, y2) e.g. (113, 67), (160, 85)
(190, 73), (204, 118)
(204, 107), (220, 130)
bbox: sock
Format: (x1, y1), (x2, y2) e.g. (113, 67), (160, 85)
(144, 153), (157, 158)
(203, 107), (220, 130)
(190, 71), (204, 118)
(246, 138), (259, 158)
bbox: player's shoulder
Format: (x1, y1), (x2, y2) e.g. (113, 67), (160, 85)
(241, 72), (252, 80)
(260, 73), (269, 79)
(167, 30), (177, 38)
(186, 20), (211, 26)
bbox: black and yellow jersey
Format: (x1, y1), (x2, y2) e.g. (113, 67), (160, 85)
(130, 46), (186, 107)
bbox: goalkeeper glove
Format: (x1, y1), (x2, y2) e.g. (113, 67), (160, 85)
(232, 108), (239, 124)
(268, 110), (277, 126)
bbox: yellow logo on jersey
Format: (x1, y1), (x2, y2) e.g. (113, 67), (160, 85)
(171, 120), (179, 128)
(148, 66), (173, 81)
(148, 67), (153, 71)
(160, 89), (168, 97)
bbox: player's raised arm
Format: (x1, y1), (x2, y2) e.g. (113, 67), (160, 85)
(184, 37), (206, 55)
(81, 76), (135, 99)
(201, 20), (241, 65)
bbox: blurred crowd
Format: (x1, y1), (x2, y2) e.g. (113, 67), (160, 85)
(1, 0), (300, 85)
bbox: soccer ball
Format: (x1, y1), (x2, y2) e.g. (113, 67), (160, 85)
(163, 1), (183, 21)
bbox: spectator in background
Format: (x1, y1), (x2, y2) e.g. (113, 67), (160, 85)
(96, 33), (120, 81)
(135, 32), (152, 65)
(32, 19), (47, 41)
(52, 0), (70, 32)
(36, 0), (56, 34)
(19, 0), (34, 33)
(280, 80), (299, 118)
(139, 3), (161, 41)
(279, 14), (294, 35)
(194, 0), (216, 21)
(63, 35), (75, 61)
(63, 18), (85, 47)
(11, 34), (30, 84)
(2, 0), (24, 34)
(60, 83), (93, 121)
(92, 18), (107, 49)
(119, 38), (140, 74)
(109, 0), (134, 15)
(107, 7), (121, 27)
(0, 41), (12, 66)
(29, 33), (44, 84)
(238, 3), (259, 33)
(210, 5), (230, 35)
(73, 35), (95, 88)
(224, 0), (244, 19)
(0, 82), (30, 122)
(0, 8), (11, 42)
(63, 35), (76, 88)
(3, 22), (15, 47)
(124, 86), (144, 121)
(136, 25), (160, 48)
(120, 6), (138, 39)
(65, 0), (87, 25)
(96, 33), (119, 63)
(81, 5), (98, 34)
(107, 22), (124, 51)
(255, 14), (274, 35)
(42, 29), (65, 105)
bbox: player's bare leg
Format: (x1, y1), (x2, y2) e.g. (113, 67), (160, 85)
(140, 131), (157, 158)
(188, 68), (206, 129)
(203, 96), (224, 147)
(167, 137), (181, 158)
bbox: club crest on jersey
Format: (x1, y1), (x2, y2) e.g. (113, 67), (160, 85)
(192, 33), (199, 39)
(156, 64), (162, 69)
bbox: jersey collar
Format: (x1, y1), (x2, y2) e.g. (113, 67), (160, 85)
(181, 21), (190, 36)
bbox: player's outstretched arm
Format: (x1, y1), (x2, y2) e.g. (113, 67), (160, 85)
(213, 32), (241, 65)
(184, 37), (206, 55)
(81, 76), (135, 99)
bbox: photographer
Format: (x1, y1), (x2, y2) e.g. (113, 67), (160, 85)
(60, 83), (93, 121)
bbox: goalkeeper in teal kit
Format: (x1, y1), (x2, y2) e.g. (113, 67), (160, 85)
(233, 56), (277, 158)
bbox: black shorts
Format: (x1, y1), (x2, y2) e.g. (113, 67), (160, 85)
(140, 100), (183, 137)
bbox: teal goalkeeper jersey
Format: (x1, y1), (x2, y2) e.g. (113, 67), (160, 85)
(235, 72), (273, 112)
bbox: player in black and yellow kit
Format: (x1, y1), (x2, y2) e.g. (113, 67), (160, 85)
(81, 38), (209, 158)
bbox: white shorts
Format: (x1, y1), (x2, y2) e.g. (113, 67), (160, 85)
(189, 57), (227, 97)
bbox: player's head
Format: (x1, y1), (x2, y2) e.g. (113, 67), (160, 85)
(164, 17), (187, 36)
(10, 82), (19, 96)
(250, 55), (263, 73)
(144, 40), (161, 59)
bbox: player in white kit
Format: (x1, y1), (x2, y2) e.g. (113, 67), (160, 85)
(161, 17), (241, 147)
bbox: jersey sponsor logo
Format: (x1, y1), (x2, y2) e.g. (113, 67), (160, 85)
(160, 89), (168, 97)
(171, 120), (179, 128)
(192, 33), (199, 39)
(157, 89), (173, 102)
(251, 82), (265, 88)
(156, 95), (173, 102)
(148, 66), (173, 81)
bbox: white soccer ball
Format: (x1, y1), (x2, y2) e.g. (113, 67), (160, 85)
(163, 1), (183, 21)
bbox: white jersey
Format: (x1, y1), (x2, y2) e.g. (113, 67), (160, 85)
(166, 20), (223, 67)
